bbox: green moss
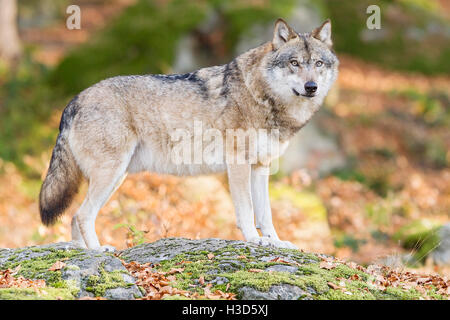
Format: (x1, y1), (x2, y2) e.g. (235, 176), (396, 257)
(143, 243), (442, 300)
(85, 263), (134, 297)
(0, 248), (86, 299)
(1, 248), (84, 286)
(150, 246), (345, 297)
(221, 270), (326, 295)
(0, 287), (75, 300)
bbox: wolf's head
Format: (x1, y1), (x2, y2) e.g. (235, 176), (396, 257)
(261, 18), (339, 105)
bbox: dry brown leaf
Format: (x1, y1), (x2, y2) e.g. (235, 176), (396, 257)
(350, 274), (360, 281)
(327, 282), (340, 290)
(48, 261), (66, 271)
(320, 261), (336, 270)
(167, 267), (185, 274)
(248, 268), (264, 273)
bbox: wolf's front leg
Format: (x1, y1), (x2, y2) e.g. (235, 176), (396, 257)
(251, 165), (298, 250)
(227, 164), (260, 241)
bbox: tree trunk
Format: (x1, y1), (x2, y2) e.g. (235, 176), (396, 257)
(0, 0), (22, 66)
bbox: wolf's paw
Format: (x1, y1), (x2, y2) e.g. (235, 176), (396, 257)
(248, 237), (298, 250)
(70, 240), (87, 249)
(278, 240), (298, 250)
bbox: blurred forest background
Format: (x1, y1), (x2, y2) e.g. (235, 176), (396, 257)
(0, 0), (449, 277)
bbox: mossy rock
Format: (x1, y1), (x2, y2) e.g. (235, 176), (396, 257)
(119, 238), (442, 300)
(2, 238), (446, 300)
(0, 242), (141, 300)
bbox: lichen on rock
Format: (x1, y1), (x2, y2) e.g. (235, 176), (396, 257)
(0, 242), (141, 300)
(1, 238), (448, 300)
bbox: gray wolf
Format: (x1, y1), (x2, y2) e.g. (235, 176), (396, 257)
(39, 18), (339, 251)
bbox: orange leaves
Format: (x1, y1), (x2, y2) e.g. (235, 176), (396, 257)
(334, 258), (450, 299)
(123, 260), (189, 300)
(202, 284), (235, 300)
(248, 268), (264, 273)
(327, 282), (340, 290)
(319, 255), (340, 271)
(0, 267), (46, 290)
(122, 260), (236, 300)
(269, 257), (295, 265)
(370, 267), (450, 298)
(167, 267), (185, 274)
(320, 260), (336, 270)
(48, 260), (67, 271)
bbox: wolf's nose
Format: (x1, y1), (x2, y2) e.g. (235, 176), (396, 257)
(304, 81), (317, 94)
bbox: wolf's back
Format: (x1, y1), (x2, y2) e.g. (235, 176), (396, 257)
(39, 97), (82, 225)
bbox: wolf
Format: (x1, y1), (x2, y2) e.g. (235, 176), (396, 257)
(39, 18), (339, 251)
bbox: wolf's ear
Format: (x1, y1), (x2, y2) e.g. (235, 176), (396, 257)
(311, 19), (332, 47)
(272, 18), (297, 50)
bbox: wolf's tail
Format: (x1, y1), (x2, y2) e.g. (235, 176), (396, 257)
(39, 132), (82, 225)
(39, 95), (83, 226)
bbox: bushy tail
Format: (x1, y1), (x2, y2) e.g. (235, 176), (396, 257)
(39, 133), (82, 225)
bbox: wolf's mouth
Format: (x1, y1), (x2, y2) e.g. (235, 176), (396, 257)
(292, 88), (315, 98)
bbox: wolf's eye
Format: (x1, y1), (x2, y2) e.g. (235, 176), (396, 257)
(315, 60), (323, 67)
(290, 60), (299, 67)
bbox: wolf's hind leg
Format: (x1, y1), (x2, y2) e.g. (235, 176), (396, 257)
(71, 215), (87, 248)
(76, 162), (129, 251)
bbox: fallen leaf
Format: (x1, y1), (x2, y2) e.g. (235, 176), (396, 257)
(350, 274), (360, 281)
(320, 261), (336, 270)
(167, 267), (184, 274)
(248, 268), (264, 273)
(48, 261), (66, 271)
(327, 282), (340, 290)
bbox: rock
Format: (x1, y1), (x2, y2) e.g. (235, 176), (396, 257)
(1, 237), (447, 300)
(239, 284), (310, 300)
(0, 242), (142, 300)
(431, 224), (450, 266)
(119, 237), (317, 266)
(265, 265), (298, 274)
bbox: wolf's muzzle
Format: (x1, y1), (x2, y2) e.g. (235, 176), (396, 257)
(304, 81), (317, 94)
